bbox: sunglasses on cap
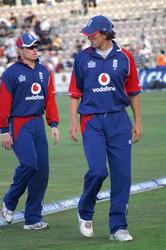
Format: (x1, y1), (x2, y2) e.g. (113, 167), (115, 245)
(23, 45), (39, 50)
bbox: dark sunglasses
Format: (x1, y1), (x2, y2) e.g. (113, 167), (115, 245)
(24, 45), (39, 50)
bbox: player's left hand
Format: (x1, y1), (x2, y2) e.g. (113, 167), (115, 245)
(51, 127), (60, 144)
(132, 122), (142, 143)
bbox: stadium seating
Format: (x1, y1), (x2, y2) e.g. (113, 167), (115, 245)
(0, 0), (165, 66)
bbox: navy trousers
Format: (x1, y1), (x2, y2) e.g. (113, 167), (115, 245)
(4, 116), (49, 225)
(78, 109), (132, 234)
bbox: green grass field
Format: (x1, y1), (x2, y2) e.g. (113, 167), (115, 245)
(0, 91), (166, 249)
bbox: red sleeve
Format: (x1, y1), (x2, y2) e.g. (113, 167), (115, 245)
(45, 70), (59, 126)
(68, 71), (83, 98)
(0, 81), (12, 132)
(122, 48), (142, 95)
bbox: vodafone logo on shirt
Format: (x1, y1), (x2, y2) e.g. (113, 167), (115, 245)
(25, 82), (44, 101)
(31, 83), (41, 94)
(92, 73), (116, 93)
(98, 73), (110, 86)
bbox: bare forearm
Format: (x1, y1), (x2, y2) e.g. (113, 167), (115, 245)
(68, 96), (80, 142)
(129, 94), (142, 143)
(129, 94), (141, 124)
(69, 96), (79, 124)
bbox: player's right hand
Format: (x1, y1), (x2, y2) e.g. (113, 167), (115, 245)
(69, 123), (81, 142)
(1, 133), (13, 150)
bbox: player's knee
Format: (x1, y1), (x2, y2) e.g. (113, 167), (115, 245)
(91, 169), (108, 181)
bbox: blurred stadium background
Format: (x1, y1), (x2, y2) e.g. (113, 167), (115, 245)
(0, 0), (166, 81)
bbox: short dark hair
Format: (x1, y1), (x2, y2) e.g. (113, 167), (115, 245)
(99, 30), (116, 40)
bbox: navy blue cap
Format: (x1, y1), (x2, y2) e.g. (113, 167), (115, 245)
(81, 15), (114, 37)
(16, 33), (41, 47)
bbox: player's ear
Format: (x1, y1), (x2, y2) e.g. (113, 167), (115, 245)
(17, 47), (22, 55)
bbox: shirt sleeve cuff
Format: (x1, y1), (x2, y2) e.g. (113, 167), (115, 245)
(50, 122), (58, 128)
(1, 127), (9, 134)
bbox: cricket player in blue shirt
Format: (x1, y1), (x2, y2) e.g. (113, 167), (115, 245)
(0, 33), (60, 230)
(68, 15), (142, 241)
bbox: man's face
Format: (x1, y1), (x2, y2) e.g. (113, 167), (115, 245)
(18, 43), (39, 62)
(87, 32), (107, 49)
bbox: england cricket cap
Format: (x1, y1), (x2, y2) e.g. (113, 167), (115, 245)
(81, 15), (114, 37)
(16, 33), (41, 48)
